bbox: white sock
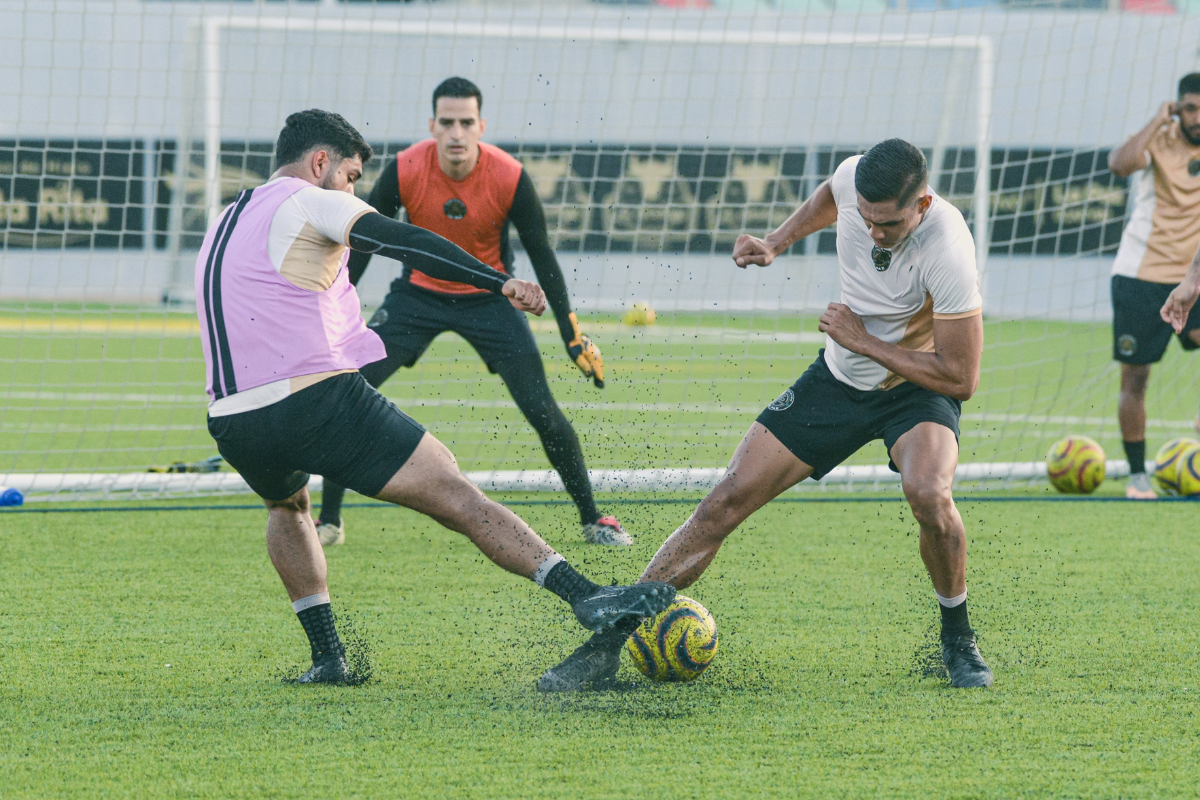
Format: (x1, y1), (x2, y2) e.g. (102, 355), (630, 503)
(532, 553), (565, 587)
(291, 591), (330, 613)
(936, 589), (967, 608)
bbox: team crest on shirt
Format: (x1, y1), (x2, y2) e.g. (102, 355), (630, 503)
(1118, 334), (1137, 357)
(368, 308), (389, 328)
(444, 198), (467, 219)
(767, 388), (795, 411)
(1189, 159), (1200, 177)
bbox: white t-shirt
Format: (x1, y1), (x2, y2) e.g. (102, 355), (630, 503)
(826, 155), (982, 391)
(264, 178), (375, 291)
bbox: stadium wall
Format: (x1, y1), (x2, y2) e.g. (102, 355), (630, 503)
(1, 1), (1197, 321)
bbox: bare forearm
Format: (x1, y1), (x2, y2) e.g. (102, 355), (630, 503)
(858, 338), (978, 400)
(765, 181), (837, 253)
(1109, 118), (1160, 177)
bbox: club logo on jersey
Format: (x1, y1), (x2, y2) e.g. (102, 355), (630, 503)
(444, 198), (467, 219)
(1189, 159), (1200, 177)
(1118, 334), (1137, 357)
(368, 308), (389, 328)
(767, 388), (794, 411)
(871, 245), (892, 272)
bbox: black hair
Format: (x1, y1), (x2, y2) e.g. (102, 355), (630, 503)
(432, 77), (483, 115)
(1179, 73), (1200, 98)
(854, 138), (929, 208)
(274, 109), (372, 169)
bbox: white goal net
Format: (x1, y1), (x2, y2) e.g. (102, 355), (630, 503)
(2, 0), (1198, 500)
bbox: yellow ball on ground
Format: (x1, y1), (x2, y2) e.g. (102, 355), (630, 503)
(621, 302), (657, 326)
(1046, 436), (1106, 494)
(1178, 446), (1200, 497)
(1154, 438), (1200, 496)
(625, 595), (717, 682)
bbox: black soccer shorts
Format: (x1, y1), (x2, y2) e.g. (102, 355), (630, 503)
(207, 372), (427, 502)
(363, 279), (542, 378)
(1111, 275), (1200, 364)
(755, 350), (962, 480)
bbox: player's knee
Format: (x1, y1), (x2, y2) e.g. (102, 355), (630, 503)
(696, 480), (751, 530)
(903, 482), (954, 528)
(266, 489), (310, 516)
(1120, 364), (1151, 395)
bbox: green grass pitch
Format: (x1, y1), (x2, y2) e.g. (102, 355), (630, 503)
(3, 495), (1199, 798)
(3, 303), (1200, 482)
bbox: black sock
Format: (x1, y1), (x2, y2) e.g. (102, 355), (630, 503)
(296, 603), (345, 662)
(940, 599), (973, 640)
(542, 561), (600, 606)
(319, 481), (347, 526)
(1123, 440), (1147, 474)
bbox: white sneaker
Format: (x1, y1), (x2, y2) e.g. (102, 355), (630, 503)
(581, 515), (633, 546)
(315, 520), (345, 546)
(1125, 472), (1157, 500)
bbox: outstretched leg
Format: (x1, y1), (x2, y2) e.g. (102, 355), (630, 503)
(375, 432), (673, 630)
(641, 422), (812, 588)
(538, 422), (810, 692)
(494, 354), (605, 530)
(890, 421), (991, 688)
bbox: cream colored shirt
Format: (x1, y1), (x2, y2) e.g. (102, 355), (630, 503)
(1112, 121), (1200, 284)
(825, 155), (982, 391)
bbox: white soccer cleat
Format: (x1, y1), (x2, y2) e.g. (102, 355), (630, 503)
(1125, 472), (1157, 500)
(314, 520), (345, 546)
(582, 515), (632, 546)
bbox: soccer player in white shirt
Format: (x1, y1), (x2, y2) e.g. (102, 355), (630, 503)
(539, 139), (993, 691)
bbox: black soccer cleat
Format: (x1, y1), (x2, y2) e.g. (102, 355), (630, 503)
(297, 652), (350, 684)
(571, 582), (676, 632)
(537, 634), (623, 693)
(942, 632), (994, 688)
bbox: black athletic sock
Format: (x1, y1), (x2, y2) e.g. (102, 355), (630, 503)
(318, 482), (347, 527)
(939, 599), (973, 641)
(543, 561), (600, 606)
(296, 603), (345, 662)
(1123, 440), (1147, 474)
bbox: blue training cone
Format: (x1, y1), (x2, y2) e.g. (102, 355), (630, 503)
(0, 487), (24, 507)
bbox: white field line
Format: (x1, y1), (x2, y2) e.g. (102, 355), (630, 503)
(2, 390), (1194, 430)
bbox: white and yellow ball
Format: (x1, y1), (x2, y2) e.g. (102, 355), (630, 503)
(1046, 436), (1106, 494)
(1154, 438), (1200, 496)
(621, 302), (657, 326)
(625, 595), (717, 682)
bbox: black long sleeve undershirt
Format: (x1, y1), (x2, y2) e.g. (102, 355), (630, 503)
(347, 213), (509, 295)
(347, 163), (576, 346)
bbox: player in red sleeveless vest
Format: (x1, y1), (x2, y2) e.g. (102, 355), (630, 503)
(318, 77), (630, 547)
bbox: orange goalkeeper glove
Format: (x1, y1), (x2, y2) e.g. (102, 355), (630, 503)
(566, 312), (604, 388)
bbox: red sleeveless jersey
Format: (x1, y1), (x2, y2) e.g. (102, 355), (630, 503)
(395, 139), (524, 295)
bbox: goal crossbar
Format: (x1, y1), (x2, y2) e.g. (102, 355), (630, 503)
(178, 15), (993, 273)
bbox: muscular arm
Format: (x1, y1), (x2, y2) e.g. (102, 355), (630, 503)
(819, 307), (983, 401)
(732, 179), (838, 267)
(508, 170), (575, 344)
(1108, 102), (1174, 178)
(347, 161), (403, 286)
(348, 212), (509, 294)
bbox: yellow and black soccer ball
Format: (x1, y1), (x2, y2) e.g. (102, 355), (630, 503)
(625, 595), (718, 682)
(1154, 437), (1200, 496)
(1046, 436), (1106, 494)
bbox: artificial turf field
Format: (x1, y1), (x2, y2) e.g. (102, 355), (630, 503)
(4, 494), (1200, 798)
(4, 304), (1200, 478)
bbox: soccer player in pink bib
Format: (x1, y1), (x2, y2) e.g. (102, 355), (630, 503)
(197, 110), (673, 683)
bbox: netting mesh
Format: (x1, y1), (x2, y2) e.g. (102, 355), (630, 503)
(2, 1), (1198, 499)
